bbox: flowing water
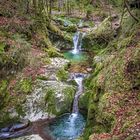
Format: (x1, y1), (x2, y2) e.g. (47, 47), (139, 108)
(46, 32), (88, 139)
(46, 74), (86, 140)
(72, 74), (84, 113)
(63, 31), (87, 62)
(72, 32), (82, 54)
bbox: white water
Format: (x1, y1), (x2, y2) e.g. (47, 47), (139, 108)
(48, 73), (85, 140)
(48, 37), (86, 139)
(78, 20), (83, 28)
(72, 32), (85, 54)
(72, 74), (84, 114)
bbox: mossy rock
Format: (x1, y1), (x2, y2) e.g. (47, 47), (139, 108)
(44, 86), (75, 116)
(83, 17), (114, 48)
(79, 91), (90, 113)
(56, 68), (69, 81)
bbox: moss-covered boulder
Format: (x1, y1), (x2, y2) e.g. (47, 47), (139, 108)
(44, 84), (76, 116)
(83, 17), (115, 48)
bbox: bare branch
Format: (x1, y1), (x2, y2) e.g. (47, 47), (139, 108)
(124, 0), (139, 22)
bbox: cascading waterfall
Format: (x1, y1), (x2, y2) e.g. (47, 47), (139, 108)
(63, 30), (87, 62)
(72, 32), (85, 54)
(47, 73), (86, 140)
(47, 30), (87, 140)
(78, 20), (83, 28)
(72, 74), (83, 113)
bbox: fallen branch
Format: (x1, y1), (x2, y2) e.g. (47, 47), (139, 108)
(124, 0), (139, 22)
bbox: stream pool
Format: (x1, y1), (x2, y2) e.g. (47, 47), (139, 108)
(63, 51), (88, 62)
(44, 113), (86, 140)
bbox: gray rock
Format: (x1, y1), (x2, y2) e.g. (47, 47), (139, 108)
(21, 58), (74, 121)
(12, 134), (43, 140)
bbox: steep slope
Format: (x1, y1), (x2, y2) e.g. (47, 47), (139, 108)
(81, 9), (140, 140)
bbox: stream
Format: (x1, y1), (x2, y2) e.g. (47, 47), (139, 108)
(45, 73), (86, 140)
(46, 32), (87, 140)
(0, 31), (88, 140)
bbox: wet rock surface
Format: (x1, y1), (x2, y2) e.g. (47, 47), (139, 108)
(11, 134), (43, 140)
(0, 120), (30, 139)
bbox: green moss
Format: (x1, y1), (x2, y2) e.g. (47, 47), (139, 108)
(121, 121), (134, 132)
(44, 88), (55, 103)
(93, 124), (107, 133)
(53, 16), (76, 26)
(42, 57), (51, 64)
(15, 104), (25, 117)
(83, 17), (113, 46)
(63, 32), (73, 42)
(0, 80), (8, 92)
(56, 68), (69, 81)
(15, 78), (32, 94)
(0, 42), (5, 55)
(44, 88), (57, 114)
(118, 36), (134, 48)
(79, 91), (90, 112)
(63, 86), (75, 97)
(44, 86), (75, 116)
(0, 80), (10, 109)
(62, 86), (76, 111)
(44, 47), (63, 57)
(62, 25), (77, 32)
(82, 124), (94, 140)
(0, 112), (19, 128)
(37, 75), (49, 81)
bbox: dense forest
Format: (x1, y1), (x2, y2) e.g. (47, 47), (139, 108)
(0, 0), (140, 140)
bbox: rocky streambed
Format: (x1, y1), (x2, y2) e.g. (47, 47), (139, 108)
(0, 26), (93, 140)
(0, 57), (78, 140)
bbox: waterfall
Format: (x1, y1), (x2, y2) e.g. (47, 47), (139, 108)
(78, 20), (83, 28)
(67, 73), (84, 131)
(72, 74), (83, 113)
(72, 32), (85, 54)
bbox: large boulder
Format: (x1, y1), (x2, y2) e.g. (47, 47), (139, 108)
(22, 58), (76, 121)
(83, 17), (115, 48)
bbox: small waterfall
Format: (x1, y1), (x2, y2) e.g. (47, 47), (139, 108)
(72, 74), (84, 113)
(72, 32), (85, 54)
(65, 73), (84, 136)
(47, 73), (86, 139)
(78, 20), (83, 28)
